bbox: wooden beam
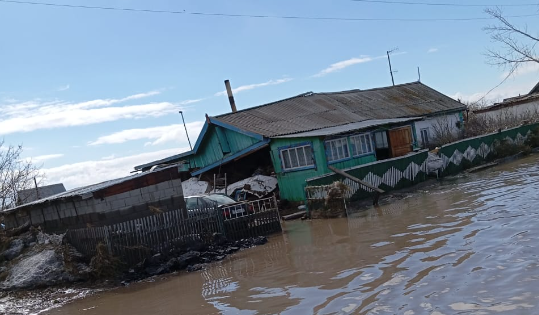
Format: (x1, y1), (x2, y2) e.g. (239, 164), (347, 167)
(282, 211), (307, 221)
(328, 166), (385, 194)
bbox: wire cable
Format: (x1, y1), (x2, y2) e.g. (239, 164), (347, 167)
(1, 0), (539, 22)
(352, 0), (539, 7)
(468, 66), (517, 107)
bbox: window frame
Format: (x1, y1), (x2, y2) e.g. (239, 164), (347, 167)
(278, 142), (316, 172)
(420, 128), (430, 147)
(374, 131), (389, 149)
(324, 137), (351, 164)
(349, 133), (375, 157)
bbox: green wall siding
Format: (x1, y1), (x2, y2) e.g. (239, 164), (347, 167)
(189, 125), (259, 169)
(270, 137), (376, 201)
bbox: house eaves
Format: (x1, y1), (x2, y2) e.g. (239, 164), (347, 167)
(134, 118), (265, 171)
(273, 117), (423, 138)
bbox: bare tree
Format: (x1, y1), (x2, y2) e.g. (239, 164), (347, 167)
(431, 115), (461, 146)
(484, 7), (539, 73)
(0, 141), (43, 210)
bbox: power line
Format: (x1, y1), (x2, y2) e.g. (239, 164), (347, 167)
(468, 65), (516, 107)
(352, 0), (539, 7)
(1, 0), (539, 22)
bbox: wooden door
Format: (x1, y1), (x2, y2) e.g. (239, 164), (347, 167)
(388, 126), (413, 157)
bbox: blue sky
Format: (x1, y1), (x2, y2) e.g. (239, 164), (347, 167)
(1, 0), (538, 189)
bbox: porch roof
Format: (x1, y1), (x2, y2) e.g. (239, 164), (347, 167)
(273, 117), (422, 138)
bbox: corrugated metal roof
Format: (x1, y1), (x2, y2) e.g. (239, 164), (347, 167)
(3, 165), (179, 213)
(475, 93), (539, 114)
(274, 117), (422, 138)
(530, 81), (539, 95)
(17, 183), (66, 205)
(213, 82), (465, 137)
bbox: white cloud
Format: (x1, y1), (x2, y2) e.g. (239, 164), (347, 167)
(27, 154), (64, 163)
(313, 56), (374, 77)
(214, 78), (292, 97)
(89, 121), (204, 146)
(2, 97), (19, 103)
(180, 99), (205, 105)
(0, 90), (201, 136)
(451, 81), (536, 105)
(312, 53), (407, 78)
(42, 148), (189, 190)
(427, 48), (439, 53)
(57, 84), (70, 91)
(101, 154), (116, 160)
(502, 62), (539, 78)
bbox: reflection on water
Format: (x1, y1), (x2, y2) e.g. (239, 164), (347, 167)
(48, 155), (539, 314)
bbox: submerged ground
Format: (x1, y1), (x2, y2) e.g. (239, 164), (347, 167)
(6, 154), (539, 314)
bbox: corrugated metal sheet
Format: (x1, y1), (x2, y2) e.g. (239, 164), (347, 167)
(274, 117), (421, 138)
(214, 82), (465, 137)
(530, 82), (539, 95)
(17, 183), (66, 205)
(475, 93), (539, 114)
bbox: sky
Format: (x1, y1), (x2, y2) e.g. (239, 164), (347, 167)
(1, 0), (538, 190)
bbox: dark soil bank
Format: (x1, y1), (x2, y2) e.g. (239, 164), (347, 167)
(125, 234), (268, 281)
(1, 226), (268, 292)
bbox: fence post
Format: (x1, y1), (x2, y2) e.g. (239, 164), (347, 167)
(273, 193), (282, 222)
(215, 206), (226, 238)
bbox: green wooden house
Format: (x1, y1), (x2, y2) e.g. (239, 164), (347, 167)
(135, 82), (465, 201)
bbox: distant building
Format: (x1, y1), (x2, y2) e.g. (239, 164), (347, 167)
(474, 81), (539, 122)
(135, 82), (465, 201)
(17, 183), (66, 205)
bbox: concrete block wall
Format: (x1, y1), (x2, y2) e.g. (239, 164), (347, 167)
(21, 177), (187, 232)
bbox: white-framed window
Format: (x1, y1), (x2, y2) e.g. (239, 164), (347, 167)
(280, 144), (314, 171)
(325, 137), (350, 162)
(374, 131), (389, 149)
(420, 128), (430, 147)
(350, 133), (374, 156)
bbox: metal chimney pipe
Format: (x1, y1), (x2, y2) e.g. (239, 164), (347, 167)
(224, 80), (237, 113)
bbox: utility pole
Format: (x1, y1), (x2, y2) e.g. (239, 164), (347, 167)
(386, 48), (398, 86)
(179, 111), (193, 151)
(417, 66), (421, 82)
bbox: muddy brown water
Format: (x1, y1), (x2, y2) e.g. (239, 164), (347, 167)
(45, 155), (539, 314)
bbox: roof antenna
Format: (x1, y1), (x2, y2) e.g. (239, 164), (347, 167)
(417, 66), (421, 82)
(386, 48), (399, 86)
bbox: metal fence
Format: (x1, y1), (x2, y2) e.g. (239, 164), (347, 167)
(66, 197), (282, 266)
(222, 196), (282, 241)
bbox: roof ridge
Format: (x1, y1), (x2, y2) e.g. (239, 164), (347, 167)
(214, 91), (313, 118)
(317, 81), (421, 95)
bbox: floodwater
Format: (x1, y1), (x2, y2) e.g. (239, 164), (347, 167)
(47, 154), (539, 315)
